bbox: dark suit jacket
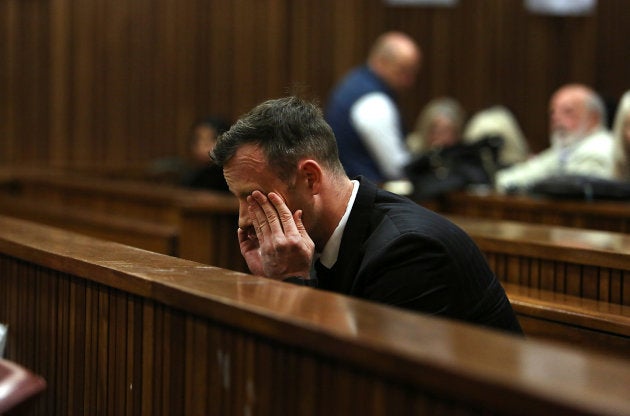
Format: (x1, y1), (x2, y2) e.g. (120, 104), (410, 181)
(317, 177), (522, 334)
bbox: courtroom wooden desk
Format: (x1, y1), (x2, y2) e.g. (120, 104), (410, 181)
(0, 194), (179, 256)
(2, 216), (630, 416)
(1, 168), (198, 223)
(449, 215), (630, 358)
(0, 168), (247, 271)
(175, 191), (246, 270)
(449, 215), (630, 305)
(3, 168), (629, 358)
(436, 190), (630, 233)
(504, 282), (630, 359)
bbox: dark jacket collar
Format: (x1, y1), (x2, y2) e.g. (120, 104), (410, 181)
(320, 176), (378, 293)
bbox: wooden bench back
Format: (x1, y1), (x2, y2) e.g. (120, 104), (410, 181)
(449, 215), (630, 358)
(4, 169), (189, 223)
(438, 191), (630, 233)
(0, 169), (246, 270)
(0, 194), (179, 256)
(450, 215), (630, 306)
(2, 215), (630, 416)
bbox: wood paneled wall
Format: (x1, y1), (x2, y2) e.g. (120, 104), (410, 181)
(2, 0), (629, 168)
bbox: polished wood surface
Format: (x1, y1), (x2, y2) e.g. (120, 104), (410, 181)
(450, 215), (630, 358)
(0, 168), (246, 270)
(506, 283), (630, 337)
(449, 215), (630, 305)
(4, 168), (630, 358)
(2, 215), (630, 415)
(0, 194), (179, 256)
(504, 283), (630, 359)
(4, 168), (196, 223)
(440, 191), (630, 233)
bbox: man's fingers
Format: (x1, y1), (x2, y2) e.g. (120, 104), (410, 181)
(247, 195), (266, 241)
(251, 191), (284, 235)
(267, 192), (300, 236)
(293, 210), (307, 236)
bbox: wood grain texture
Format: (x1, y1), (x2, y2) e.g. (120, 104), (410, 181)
(1, 1), (630, 169)
(450, 215), (630, 358)
(0, 168), (245, 270)
(2, 215), (630, 415)
(450, 215), (630, 305)
(441, 191), (630, 233)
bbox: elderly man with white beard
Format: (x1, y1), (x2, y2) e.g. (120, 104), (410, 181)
(495, 84), (614, 193)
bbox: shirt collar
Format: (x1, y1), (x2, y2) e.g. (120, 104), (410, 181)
(318, 180), (360, 268)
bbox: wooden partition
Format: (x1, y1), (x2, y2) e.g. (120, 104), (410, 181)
(3, 169), (198, 223)
(438, 191), (630, 233)
(449, 215), (630, 358)
(2, 215), (630, 416)
(449, 215), (630, 305)
(0, 168), (247, 272)
(0, 194), (179, 256)
(3, 169), (630, 358)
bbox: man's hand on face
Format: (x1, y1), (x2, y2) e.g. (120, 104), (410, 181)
(239, 190), (314, 280)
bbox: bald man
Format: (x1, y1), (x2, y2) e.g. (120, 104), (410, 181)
(325, 31), (422, 184)
(495, 83), (614, 193)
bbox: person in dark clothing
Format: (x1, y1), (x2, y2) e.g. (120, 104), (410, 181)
(179, 116), (231, 192)
(404, 97), (500, 200)
(147, 116), (232, 190)
(211, 96), (523, 335)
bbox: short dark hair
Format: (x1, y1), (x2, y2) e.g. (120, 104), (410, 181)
(211, 96), (345, 182)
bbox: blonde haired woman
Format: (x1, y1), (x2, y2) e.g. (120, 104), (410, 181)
(406, 97), (466, 156)
(463, 105), (530, 168)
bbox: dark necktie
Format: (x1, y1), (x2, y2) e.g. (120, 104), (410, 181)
(314, 259), (333, 288)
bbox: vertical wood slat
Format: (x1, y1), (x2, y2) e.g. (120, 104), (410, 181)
(140, 302), (154, 416)
(49, 0), (71, 167)
(84, 281), (98, 413)
(0, 252), (505, 415)
(70, 279), (87, 415)
(3, 0), (630, 168)
(624, 272), (630, 306)
(480, 250), (628, 306)
(2, 217), (630, 415)
(441, 193), (630, 235)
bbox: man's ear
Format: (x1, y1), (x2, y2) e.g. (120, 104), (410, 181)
(297, 159), (323, 194)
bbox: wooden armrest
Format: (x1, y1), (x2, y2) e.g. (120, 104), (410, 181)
(504, 283), (630, 337)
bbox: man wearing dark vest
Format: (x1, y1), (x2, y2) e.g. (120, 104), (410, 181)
(325, 31), (421, 184)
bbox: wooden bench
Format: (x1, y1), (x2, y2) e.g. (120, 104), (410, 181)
(0, 194), (179, 256)
(3, 168), (630, 357)
(2, 168), (192, 223)
(449, 215), (630, 358)
(175, 194), (246, 270)
(436, 190), (630, 233)
(504, 283), (630, 359)
(0, 168), (246, 271)
(449, 215), (630, 305)
(1, 215), (630, 416)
